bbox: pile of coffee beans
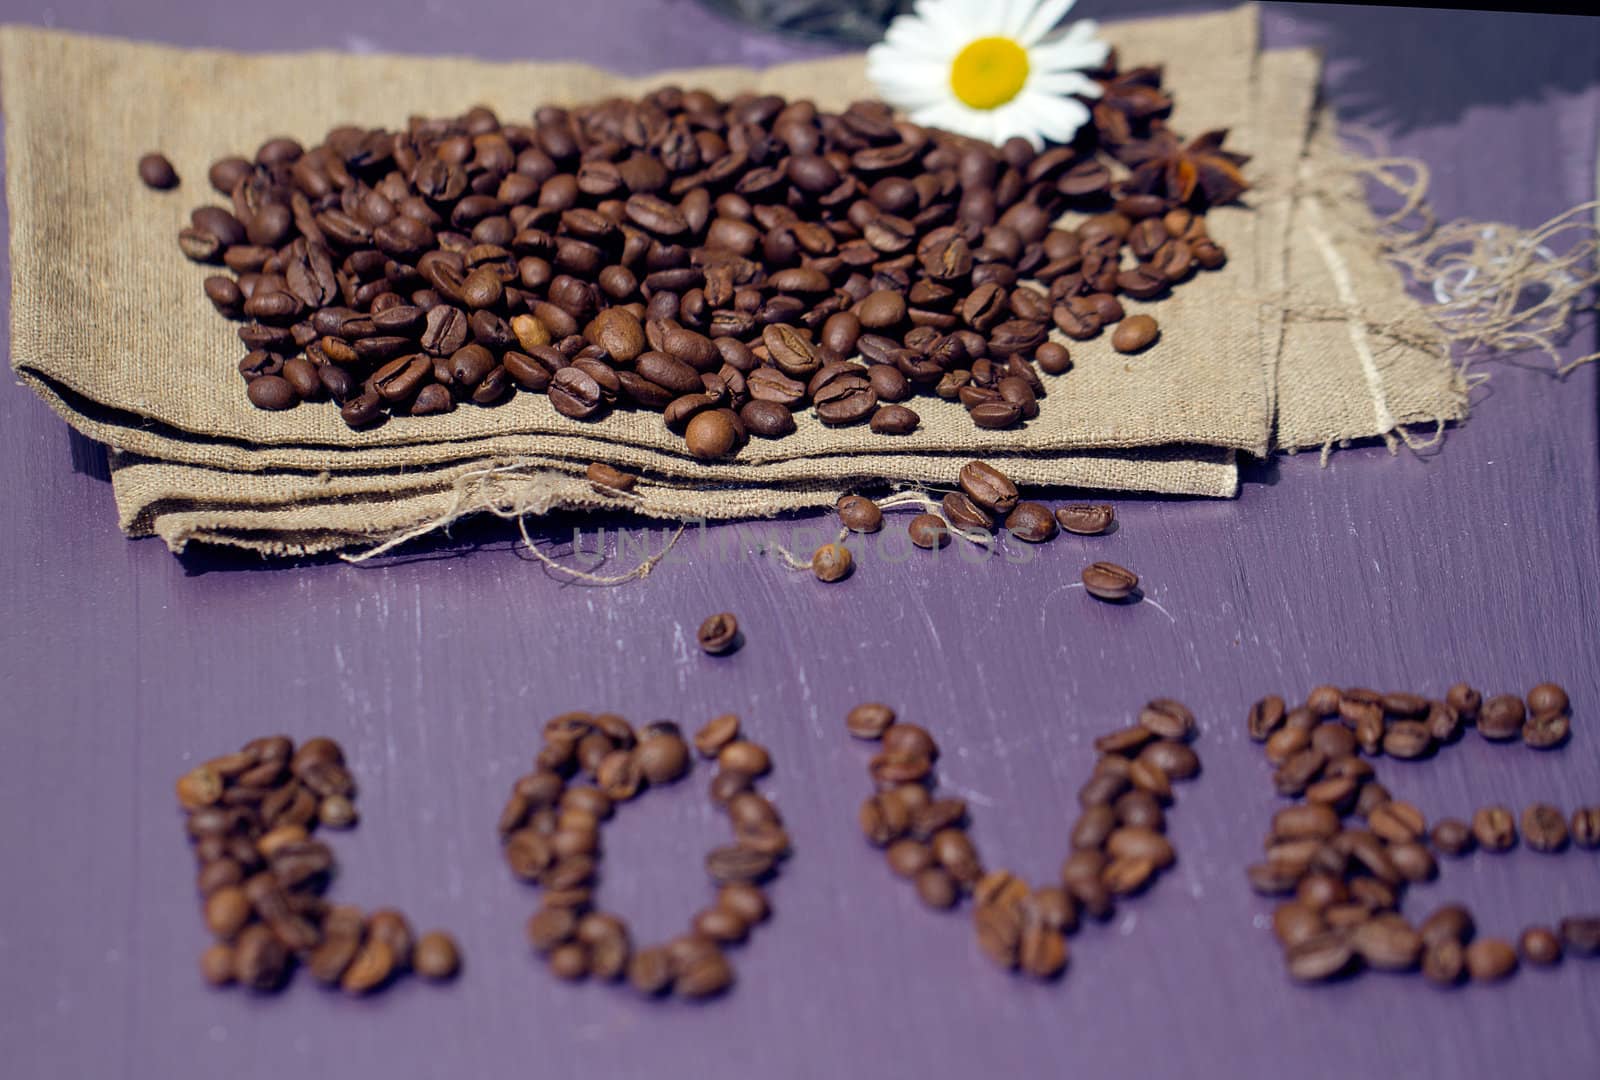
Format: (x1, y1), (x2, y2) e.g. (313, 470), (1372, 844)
(1245, 681), (1598, 984)
(170, 53), (1239, 448)
(176, 736), (460, 992)
(846, 698), (1200, 979)
(500, 711), (786, 998)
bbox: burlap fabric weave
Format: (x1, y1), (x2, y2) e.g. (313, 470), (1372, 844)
(1, 5), (1465, 554)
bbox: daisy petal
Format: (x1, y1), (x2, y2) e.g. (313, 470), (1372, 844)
(1025, 70), (1099, 97)
(1028, 35), (1110, 73)
(1017, 0), (1079, 46)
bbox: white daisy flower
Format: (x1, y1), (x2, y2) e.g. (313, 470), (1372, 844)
(866, 0), (1110, 150)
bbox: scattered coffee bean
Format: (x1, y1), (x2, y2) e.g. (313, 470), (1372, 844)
(1054, 503), (1115, 535)
(1478, 695), (1525, 740)
(1465, 938), (1518, 982)
(1005, 502), (1057, 543)
(586, 462), (637, 494)
(957, 461), (1018, 514)
(1430, 818), (1475, 856)
(1472, 805), (1517, 852)
(138, 152), (179, 190)
(1519, 926), (1562, 966)
(837, 495), (883, 533)
(696, 612), (741, 656)
(908, 513), (950, 550)
(1082, 561), (1139, 601)
(846, 703), (896, 741)
(1521, 803), (1569, 852)
(413, 932), (462, 980)
(1572, 807), (1600, 849)
(811, 542), (853, 582)
(1110, 314), (1159, 353)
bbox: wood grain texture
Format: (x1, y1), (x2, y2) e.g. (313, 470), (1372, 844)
(1, 3), (1598, 1079)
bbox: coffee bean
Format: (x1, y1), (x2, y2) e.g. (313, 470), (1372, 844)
(915, 866), (958, 909)
(684, 409), (738, 459)
(1053, 503), (1115, 536)
(986, 500), (1052, 545)
(1368, 800), (1425, 843)
(941, 493), (993, 532)
(1465, 938), (1518, 982)
(1082, 561), (1138, 601)
(1558, 916), (1600, 956)
(1286, 932), (1353, 982)
(1527, 682), (1569, 715)
(811, 542), (853, 582)
(586, 462), (637, 494)
(1572, 807), (1600, 849)
(908, 513), (949, 550)
(1478, 694), (1525, 740)
(1522, 803), (1569, 852)
(1472, 805), (1517, 852)
(1520, 926), (1562, 966)
(1382, 720), (1433, 759)
(1422, 940), (1465, 986)
(1352, 916), (1422, 970)
(1110, 313), (1159, 353)
(1523, 709), (1570, 749)
(697, 612), (740, 655)
(957, 460), (1018, 514)
(1430, 817), (1475, 856)
(413, 931), (461, 980)
(139, 152), (179, 190)
(1247, 695), (1287, 741)
(837, 495), (883, 533)
(846, 703), (896, 740)
(692, 714), (740, 759)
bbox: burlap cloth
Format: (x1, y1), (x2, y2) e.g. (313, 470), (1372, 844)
(1, 5), (1465, 555)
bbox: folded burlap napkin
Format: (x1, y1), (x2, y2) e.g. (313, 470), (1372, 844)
(1, 5), (1466, 555)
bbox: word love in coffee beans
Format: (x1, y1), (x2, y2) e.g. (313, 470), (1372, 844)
(500, 711), (787, 999)
(847, 698), (1200, 979)
(1245, 681), (1599, 985)
(167, 59), (1238, 449)
(176, 736), (460, 993)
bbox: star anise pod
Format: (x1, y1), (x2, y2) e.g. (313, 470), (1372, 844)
(1120, 127), (1251, 210)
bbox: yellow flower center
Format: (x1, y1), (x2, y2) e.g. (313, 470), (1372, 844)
(949, 36), (1030, 110)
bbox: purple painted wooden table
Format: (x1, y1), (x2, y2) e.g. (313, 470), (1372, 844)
(2, 2), (1598, 1078)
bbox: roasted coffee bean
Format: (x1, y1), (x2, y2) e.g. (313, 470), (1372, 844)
(1138, 699), (1195, 741)
(1444, 682), (1482, 722)
(1520, 926), (1563, 966)
(1382, 720), (1432, 759)
(811, 542), (853, 582)
(915, 866), (958, 909)
(837, 495), (883, 533)
(1248, 695), (1287, 741)
(1430, 817), (1475, 856)
(1523, 709), (1570, 749)
(957, 460), (1018, 514)
(942, 492), (994, 532)
(139, 152), (180, 190)
(1352, 916), (1422, 971)
(1423, 940), (1465, 986)
(1286, 932), (1353, 982)
(1526, 682), (1569, 716)
(1472, 805), (1517, 851)
(1368, 800), (1426, 843)
(846, 703), (896, 740)
(413, 932), (461, 980)
(1054, 503), (1115, 535)
(1082, 561), (1138, 601)
(1478, 694), (1525, 740)
(1465, 938), (1518, 982)
(907, 513), (950, 550)
(1110, 314), (1158, 353)
(1572, 806), (1600, 849)
(869, 403), (919, 434)
(1559, 916), (1600, 956)
(1522, 803), (1569, 852)
(1004, 501), (1057, 542)
(693, 714), (741, 759)
(585, 462), (636, 495)
(684, 409), (738, 459)
(697, 612), (740, 656)
(1138, 740), (1199, 782)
